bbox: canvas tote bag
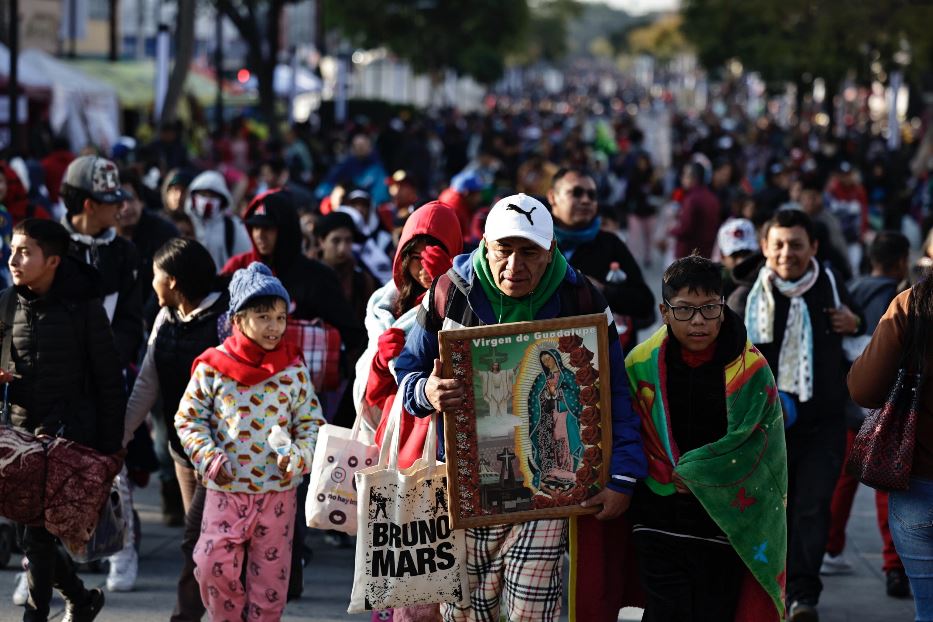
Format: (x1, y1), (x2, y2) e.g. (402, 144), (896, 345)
(348, 386), (469, 613)
(306, 414), (379, 535)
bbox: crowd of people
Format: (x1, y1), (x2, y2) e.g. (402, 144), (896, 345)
(1, 76), (932, 622)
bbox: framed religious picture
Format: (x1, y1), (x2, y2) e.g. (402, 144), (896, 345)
(438, 314), (612, 529)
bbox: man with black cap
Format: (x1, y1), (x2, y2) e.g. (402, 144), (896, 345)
(222, 189), (364, 358)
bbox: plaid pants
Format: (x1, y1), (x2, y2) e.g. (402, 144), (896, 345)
(442, 519), (567, 622)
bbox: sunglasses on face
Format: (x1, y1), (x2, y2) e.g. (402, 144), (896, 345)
(664, 300), (725, 321)
(569, 187), (597, 200)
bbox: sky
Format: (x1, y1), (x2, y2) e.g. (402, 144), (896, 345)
(585, 0), (681, 15)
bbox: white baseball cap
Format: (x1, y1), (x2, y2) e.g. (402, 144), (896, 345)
(717, 218), (759, 258)
(484, 193), (553, 250)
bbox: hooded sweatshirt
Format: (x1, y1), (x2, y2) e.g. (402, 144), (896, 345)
(353, 202), (463, 457)
(222, 189), (364, 354)
(63, 218), (143, 367)
(184, 170), (252, 268)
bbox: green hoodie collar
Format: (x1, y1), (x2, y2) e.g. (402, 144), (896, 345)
(472, 239), (568, 323)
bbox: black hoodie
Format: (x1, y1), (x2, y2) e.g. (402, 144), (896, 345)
(222, 190), (365, 353)
(630, 308), (747, 540)
(5, 257), (126, 454)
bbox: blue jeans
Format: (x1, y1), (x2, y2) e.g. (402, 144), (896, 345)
(889, 478), (933, 621)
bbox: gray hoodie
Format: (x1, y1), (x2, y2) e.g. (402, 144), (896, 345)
(184, 171), (251, 268)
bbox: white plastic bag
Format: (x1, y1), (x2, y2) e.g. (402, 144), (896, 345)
(348, 385), (469, 613)
(306, 415), (379, 534)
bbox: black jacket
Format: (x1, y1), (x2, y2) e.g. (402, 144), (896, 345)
(630, 308), (746, 539)
(4, 258), (126, 454)
(64, 221), (144, 368)
(227, 190), (365, 353)
(131, 210), (179, 331)
(558, 230), (655, 340)
(152, 291), (228, 463)
(727, 253), (865, 426)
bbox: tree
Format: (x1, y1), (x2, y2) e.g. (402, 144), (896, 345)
(511, 0), (583, 65)
(212, 0), (297, 139)
(160, 0), (195, 128)
(681, 0), (933, 95)
(626, 13), (689, 63)
(324, 0), (531, 84)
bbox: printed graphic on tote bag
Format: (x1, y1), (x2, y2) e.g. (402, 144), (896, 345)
(308, 428), (378, 532)
(363, 476), (464, 610)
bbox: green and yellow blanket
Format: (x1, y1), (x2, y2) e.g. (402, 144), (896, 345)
(625, 326), (788, 620)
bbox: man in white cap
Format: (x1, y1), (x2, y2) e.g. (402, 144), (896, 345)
(395, 193), (646, 621)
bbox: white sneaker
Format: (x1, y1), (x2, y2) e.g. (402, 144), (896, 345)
(820, 552), (853, 575)
(106, 545), (138, 592)
(12, 571), (28, 606)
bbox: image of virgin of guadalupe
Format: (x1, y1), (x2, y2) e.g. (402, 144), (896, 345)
(527, 349), (583, 491)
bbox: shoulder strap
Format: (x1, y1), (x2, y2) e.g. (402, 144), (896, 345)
(223, 216), (235, 258)
(0, 288), (16, 426)
(0, 288), (16, 374)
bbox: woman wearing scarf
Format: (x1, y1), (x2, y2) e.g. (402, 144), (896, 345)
(728, 209), (864, 621)
(352, 201), (462, 622)
(548, 168), (654, 353)
(175, 262), (324, 622)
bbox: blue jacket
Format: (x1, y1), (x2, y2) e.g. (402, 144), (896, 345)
(395, 250), (647, 494)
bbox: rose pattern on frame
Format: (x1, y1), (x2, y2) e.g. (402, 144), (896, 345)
(449, 339), (486, 517)
(575, 364), (597, 385)
(558, 334), (583, 352)
(579, 385), (599, 405)
(451, 333), (605, 518)
(569, 346), (594, 367)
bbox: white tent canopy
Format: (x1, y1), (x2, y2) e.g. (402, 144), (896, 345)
(0, 45), (119, 152)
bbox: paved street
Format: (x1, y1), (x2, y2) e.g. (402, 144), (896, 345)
(0, 481), (915, 621)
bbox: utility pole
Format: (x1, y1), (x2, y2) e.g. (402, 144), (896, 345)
(68, 0), (78, 58)
(109, 0), (119, 61)
(214, 8), (223, 131)
(8, 0), (18, 155)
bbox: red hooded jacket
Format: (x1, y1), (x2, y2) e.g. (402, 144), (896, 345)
(368, 201), (462, 468)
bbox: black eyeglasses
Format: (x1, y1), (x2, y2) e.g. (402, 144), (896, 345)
(664, 300), (725, 321)
(569, 187), (597, 200)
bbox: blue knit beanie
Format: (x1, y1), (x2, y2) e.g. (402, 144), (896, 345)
(228, 262), (291, 314)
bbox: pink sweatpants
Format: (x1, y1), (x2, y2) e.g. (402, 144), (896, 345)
(193, 488), (297, 622)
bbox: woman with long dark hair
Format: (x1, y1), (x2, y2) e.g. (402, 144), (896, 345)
(352, 201), (462, 622)
(353, 201), (463, 467)
(849, 278), (933, 619)
(123, 237), (227, 620)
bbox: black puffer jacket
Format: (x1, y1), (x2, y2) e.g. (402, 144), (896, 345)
(4, 258), (126, 454)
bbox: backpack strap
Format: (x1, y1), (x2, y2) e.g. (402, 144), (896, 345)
(0, 287), (17, 374)
(0, 287), (17, 425)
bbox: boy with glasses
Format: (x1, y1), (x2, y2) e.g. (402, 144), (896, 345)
(625, 254), (788, 621)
